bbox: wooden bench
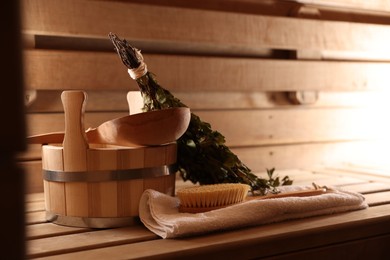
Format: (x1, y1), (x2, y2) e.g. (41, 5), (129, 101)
(26, 164), (390, 259)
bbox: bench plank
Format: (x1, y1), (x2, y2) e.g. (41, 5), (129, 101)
(310, 167), (390, 184)
(25, 108), (385, 147)
(22, 0), (390, 56)
(233, 141), (387, 172)
(124, 0), (390, 14)
(297, 0), (390, 13)
(25, 90), (390, 113)
(24, 50), (390, 91)
(31, 204), (390, 259)
(27, 226), (157, 258)
(26, 223), (90, 240)
(26, 211), (46, 225)
(26, 192), (44, 202)
(333, 182), (390, 194)
(364, 191), (390, 206)
(26, 201), (44, 213)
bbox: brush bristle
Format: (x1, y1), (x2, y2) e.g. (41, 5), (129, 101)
(177, 183), (250, 213)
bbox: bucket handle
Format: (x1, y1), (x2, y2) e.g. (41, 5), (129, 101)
(61, 91), (89, 171)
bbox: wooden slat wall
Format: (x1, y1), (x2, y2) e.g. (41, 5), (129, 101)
(19, 0), (390, 193)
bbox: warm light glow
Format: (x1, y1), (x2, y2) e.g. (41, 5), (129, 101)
(355, 89), (390, 170)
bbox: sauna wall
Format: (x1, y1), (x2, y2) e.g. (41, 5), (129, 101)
(19, 0), (390, 193)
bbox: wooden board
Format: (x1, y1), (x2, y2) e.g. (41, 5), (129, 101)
(233, 140), (390, 172)
(296, 0), (390, 13)
(19, 160), (44, 193)
(123, 0), (390, 16)
(21, 0), (390, 58)
(26, 223), (90, 240)
(24, 107), (389, 147)
(23, 50), (390, 91)
(27, 226), (158, 258)
(62, 0), (390, 35)
(24, 90), (390, 113)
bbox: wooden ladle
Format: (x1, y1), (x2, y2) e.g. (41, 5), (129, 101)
(28, 93), (191, 146)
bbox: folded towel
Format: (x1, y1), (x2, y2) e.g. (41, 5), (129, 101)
(139, 185), (368, 238)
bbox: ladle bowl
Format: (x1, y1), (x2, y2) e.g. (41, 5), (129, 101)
(87, 107), (191, 146)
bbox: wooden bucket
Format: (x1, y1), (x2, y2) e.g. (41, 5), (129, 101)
(42, 91), (177, 228)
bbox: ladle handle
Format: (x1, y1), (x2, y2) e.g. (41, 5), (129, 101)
(61, 91), (89, 171)
(127, 91), (144, 115)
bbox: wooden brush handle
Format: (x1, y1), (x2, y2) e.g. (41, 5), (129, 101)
(248, 188), (328, 201)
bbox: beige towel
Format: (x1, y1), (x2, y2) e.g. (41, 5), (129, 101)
(139, 185), (368, 238)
